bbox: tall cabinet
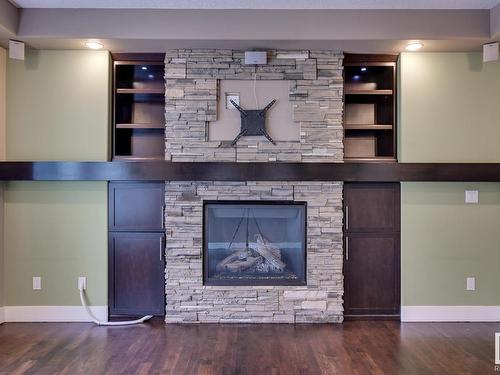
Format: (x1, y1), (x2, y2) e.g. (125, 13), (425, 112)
(343, 183), (401, 319)
(108, 182), (166, 317)
(109, 54), (167, 317)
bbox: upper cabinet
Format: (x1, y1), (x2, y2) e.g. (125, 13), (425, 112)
(112, 53), (166, 161)
(109, 182), (165, 232)
(343, 54), (398, 163)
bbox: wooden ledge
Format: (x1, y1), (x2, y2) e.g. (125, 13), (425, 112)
(0, 161), (499, 182)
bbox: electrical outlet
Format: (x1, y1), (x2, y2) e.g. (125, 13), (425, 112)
(466, 277), (476, 291)
(465, 190), (479, 204)
(78, 276), (87, 290)
(33, 276), (41, 290)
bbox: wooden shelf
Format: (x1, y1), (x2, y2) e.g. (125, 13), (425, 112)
(116, 123), (164, 129)
(345, 89), (393, 95)
(2, 161), (500, 182)
(345, 124), (393, 130)
(344, 54), (397, 162)
(113, 54), (166, 161)
(116, 88), (165, 94)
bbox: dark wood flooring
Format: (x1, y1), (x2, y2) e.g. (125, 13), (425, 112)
(0, 321), (498, 374)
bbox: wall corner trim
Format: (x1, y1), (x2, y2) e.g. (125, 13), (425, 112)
(3, 305), (108, 323)
(401, 306), (500, 322)
(0, 307), (4, 324)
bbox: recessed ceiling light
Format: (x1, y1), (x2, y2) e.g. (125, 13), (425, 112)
(406, 42), (424, 51)
(141, 66), (148, 70)
(85, 41), (103, 50)
(360, 67), (367, 72)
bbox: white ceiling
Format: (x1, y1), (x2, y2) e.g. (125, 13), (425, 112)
(9, 0), (500, 10)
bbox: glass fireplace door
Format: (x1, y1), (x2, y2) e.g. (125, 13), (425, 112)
(203, 201), (306, 286)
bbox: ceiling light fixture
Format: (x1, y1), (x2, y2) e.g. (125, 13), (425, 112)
(360, 67), (367, 72)
(406, 42), (424, 52)
(141, 66), (148, 70)
(85, 41), (104, 50)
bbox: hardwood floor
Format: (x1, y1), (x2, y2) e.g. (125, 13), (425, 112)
(0, 321), (498, 374)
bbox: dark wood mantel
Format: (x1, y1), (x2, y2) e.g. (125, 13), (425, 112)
(0, 161), (499, 182)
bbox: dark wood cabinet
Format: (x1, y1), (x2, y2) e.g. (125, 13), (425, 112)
(112, 53), (166, 161)
(109, 232), (165, 316)
(109, 182), (165, 231)
(344, 183), (400, 233)
(108, 181), (165, 317)
(343, 183), (401, 319)
(344, 54), (398, 162)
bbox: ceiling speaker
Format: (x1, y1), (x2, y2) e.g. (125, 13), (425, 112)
(483, 42), (499, 62)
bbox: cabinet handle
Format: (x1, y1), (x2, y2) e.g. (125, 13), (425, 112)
(160, 237), (163, 261)
(161, 205), (165, 228)
(345, 237), (349, 261)
(345, 205), (349, 231)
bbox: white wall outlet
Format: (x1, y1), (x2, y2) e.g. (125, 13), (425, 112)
(78, 276), (87, 290)
(465, 190), (479, 204)
(32, 276), (41, 290)
(225, 92), (239, 109)
(466, 277), (476, 291)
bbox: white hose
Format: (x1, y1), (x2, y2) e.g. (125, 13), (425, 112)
(79, 287), (153, 326)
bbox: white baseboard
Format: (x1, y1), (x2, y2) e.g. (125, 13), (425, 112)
(401, 306), (500, 322)
(0, 307), (4, 324)
(3, 305), (108, 323)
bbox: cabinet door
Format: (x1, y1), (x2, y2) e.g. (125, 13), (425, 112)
(344, 183), (400, 233)
(343, 233), (400, 317)
(109, 182), (165, 231)
(109, 232), (165, 316)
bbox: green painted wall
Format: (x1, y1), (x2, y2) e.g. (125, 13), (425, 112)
(3, 182), (107, 306)
(401, 182), (500, 306)
(399, 52), (500, 162)
(400, 52), (500, 306)
(6, 50), (110, 161)
(3, 50), (110, 307)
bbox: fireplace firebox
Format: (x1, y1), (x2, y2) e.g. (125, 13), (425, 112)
(203, 201), (307, 286)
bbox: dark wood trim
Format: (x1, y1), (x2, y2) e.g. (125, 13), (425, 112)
(1, 161), (500, 182)
(110, 53), (166, 62)
(343, 314), (400, 321)
(344, 53), (399, 64)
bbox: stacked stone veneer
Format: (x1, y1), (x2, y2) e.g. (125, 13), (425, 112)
(164, 49), (343, 162)
(164, 181), (344, 323)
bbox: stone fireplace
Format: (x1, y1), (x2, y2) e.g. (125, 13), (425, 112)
(165, 181), (343, 323)
(164, 49), (344, 323)
(203, 201), (307, 286)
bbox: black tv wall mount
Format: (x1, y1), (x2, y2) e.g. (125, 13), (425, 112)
(230, 99), (277, 146)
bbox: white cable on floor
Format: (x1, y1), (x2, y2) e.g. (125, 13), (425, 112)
(79, 286), (153, 326)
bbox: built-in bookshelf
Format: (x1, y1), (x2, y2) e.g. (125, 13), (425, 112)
(112, 53), (166, 160)
(343, 54), (398, 162)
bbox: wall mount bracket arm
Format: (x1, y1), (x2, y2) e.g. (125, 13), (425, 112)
(230, 99), (277, 146)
